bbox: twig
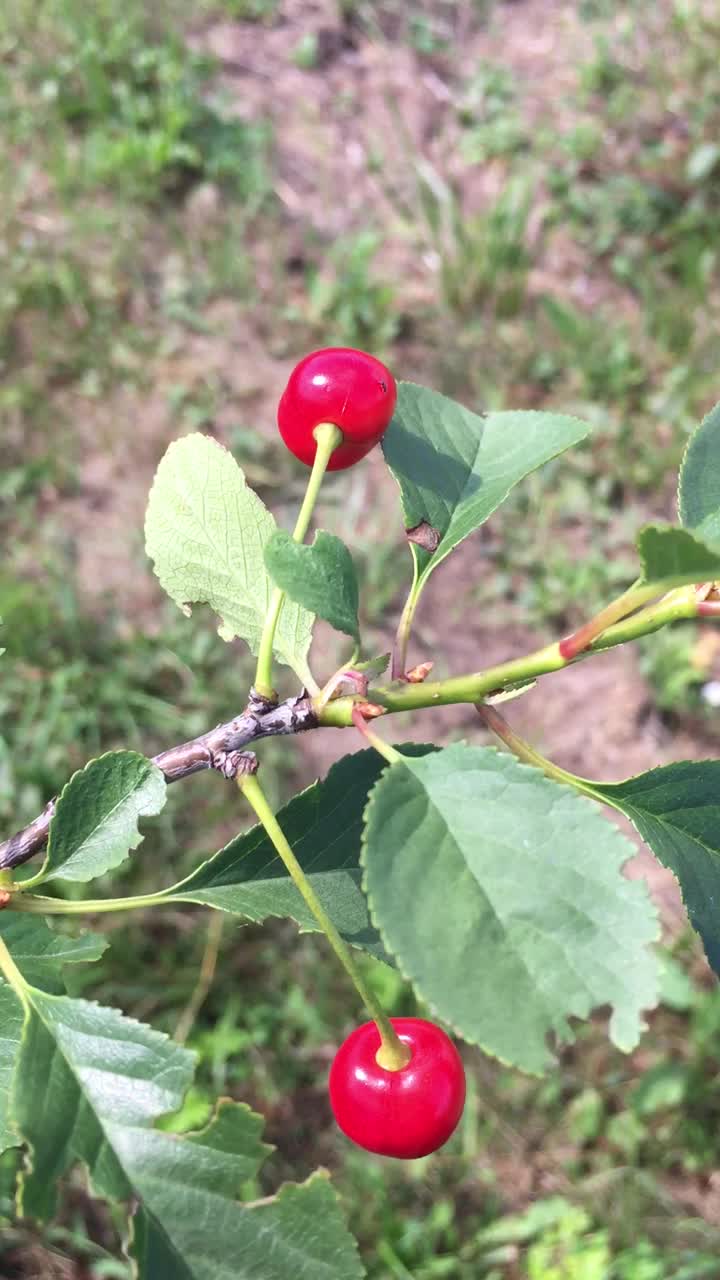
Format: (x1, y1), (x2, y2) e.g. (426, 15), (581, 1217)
(0, 689), (318, 873)
(174, 912), (224, 1045)
(2, 582), (711, 874)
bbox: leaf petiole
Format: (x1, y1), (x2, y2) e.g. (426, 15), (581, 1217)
(351, 705), (403, 767)
(476, 703), (603, 803)
(391, 566), (421, 679)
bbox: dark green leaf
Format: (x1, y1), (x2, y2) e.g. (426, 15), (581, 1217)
(382, 382), (590, 588)
(264, 529), (360, 641)
(594, 761), (720, 977)
(40, 750), (167, 884)
(362, 745), (659, 1073)
(679, 401), (720, 546)
(167, 747), (434, 960)
(10, 990), (363, 1278)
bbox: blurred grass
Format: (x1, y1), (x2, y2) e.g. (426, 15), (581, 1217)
(3, 0), (720, 1275)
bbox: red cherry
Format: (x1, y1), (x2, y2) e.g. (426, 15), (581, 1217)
(277, 347), (397, 471)
(329, 1018), (466, 1159)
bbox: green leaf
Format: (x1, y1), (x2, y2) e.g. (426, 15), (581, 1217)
(167, 747), (433, 959)
(39, 750), (167, 884)
(636, 524), (720, 590)
(362, 744), (659, 1074)
(0, 986), (23, 1153)
(144, 434), (314, 682)
(592, 761), (720, 978)
(382, 382), (590, 588)
(264, 529), (360, 642)
(0, 915), (107, 987)
(0, 916), (107, 1153)
(679, 401), (720, 547)
(133, 1159), (361, 1280)
(10, 991), (363, 1278)
(354, 653), (390, 676)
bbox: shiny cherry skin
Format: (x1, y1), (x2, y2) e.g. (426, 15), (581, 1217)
(329, 1018), (466, 1159)
(277, 347), (397, 471)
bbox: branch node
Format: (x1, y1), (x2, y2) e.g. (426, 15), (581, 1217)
(247, 687), (279, 715)
(405, 661), (434, 684)
(213, 750), (258, 780)
(355, 702), (387, 720)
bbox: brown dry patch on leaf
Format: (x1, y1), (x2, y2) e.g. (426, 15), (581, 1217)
(406, 521), (441, 553)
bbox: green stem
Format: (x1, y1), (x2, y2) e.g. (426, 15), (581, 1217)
(391, 567), (421, 679)
(317, 585), (702, 727)
(476, 703), (636, 826)
(477, 704), (601, 801)
(599, 584), (698, 643)
(351, 705), (403, 766)
(8, 889), (169, 915)
(558, 580), (655, 660)
(237, 771), (410, 1071)
(254, 422), (343, 700)
(0, 932), (30, 1006)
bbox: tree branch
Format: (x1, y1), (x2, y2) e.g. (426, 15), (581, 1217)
(0, 690), (318, 873)
(0, 582), (709, 876)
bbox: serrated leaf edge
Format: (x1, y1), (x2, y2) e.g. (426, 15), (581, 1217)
(360, 748), (659, 1075)
(42, 749), (166, 883)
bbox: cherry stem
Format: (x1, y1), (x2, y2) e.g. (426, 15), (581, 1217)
(351, 705), (402, 766)
(237, 771), (410, 1071)
(254, 422), (343, 701)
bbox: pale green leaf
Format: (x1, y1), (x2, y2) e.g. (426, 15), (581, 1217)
(264, 529), (360, 641)
(354, 653), (390, 676)
(0, 985), (23, 1153)
(10, 991), (363, 1278)
(382, 382), (590, 589)
(679, 401), (720, 547)
(144, 434), (314, 681)
(362, 745), (659, 1073)
(40, 750), (167, 884)
(637, 523), (720, 590)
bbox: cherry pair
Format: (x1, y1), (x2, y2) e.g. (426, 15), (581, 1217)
(277, 347), (465, 1158)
